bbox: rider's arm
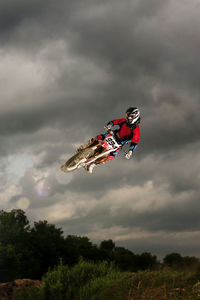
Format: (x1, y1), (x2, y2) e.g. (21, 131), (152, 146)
(106, 121), (114, 127)
(106, 118), (126, 129)
(125, 142), (138, 159)
(130, 126), (140, 152)
(130, 142), (138, 152)
(108, 118), (126, 126)
(126, 126), (140, 159)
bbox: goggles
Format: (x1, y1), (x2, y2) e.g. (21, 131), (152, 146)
(126, 113), (137, 119)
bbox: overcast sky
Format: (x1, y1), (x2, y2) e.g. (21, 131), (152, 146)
(1, 0), (200, 259)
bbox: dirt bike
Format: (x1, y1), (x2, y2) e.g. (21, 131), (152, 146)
(60, 129), (122, 172)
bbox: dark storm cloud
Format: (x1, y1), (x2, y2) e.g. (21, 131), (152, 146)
(0, 0), (55, 41)
(0, 0), (197, 160)
(113, 197), (200, 232)
(60, 0), (199, 96)
(56, 185), (200, 235)
(1, 0), (199, 153)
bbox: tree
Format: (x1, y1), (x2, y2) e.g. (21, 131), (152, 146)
(113, 247), (137, 271)
(0, 244), (20, 282)
(182, 256), (200, 270)
(29, 220), (66, 278)
(64, 235), (100, 264)
(163, 253), (183, 268)
(136, 252), (158, 270)
(100, 240), (115, 252)
(163, 253), (200, 270)
(99, 240), (116, 262)
(0, 210), (31, 280)
(0, 209), (30, 246)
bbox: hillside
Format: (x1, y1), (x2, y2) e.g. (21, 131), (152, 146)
(12, 261), (200, 300)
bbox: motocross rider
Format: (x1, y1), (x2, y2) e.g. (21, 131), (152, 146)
(79, 107), (141, 173)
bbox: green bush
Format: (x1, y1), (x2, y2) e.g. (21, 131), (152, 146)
(41, 259), (118, 300)
(41, 262), (70, 300)
(80, 272), (131, 300)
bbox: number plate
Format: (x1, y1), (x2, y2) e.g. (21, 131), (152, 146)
(105, 136), (121, 150)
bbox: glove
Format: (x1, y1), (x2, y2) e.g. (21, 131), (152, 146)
(125, 150), (133, 160)
(105, 124), (112, 131)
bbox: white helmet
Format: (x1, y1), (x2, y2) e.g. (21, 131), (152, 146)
(126, 107), (140, 125)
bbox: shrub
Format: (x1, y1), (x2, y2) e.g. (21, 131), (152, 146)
(41, 259), (118, 300)
(80, 272), (131, 300)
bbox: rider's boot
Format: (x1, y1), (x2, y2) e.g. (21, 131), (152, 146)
(77, 135), (103, 152)
(86, 163), (96, 174)
(76, 139), (94, 152)
(85, 155), (109, 174)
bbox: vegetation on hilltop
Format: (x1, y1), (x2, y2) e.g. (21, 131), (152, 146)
(0, 209), (200, 284)
(13, 260), (200, 300)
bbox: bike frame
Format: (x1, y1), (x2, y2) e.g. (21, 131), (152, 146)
(81, 130), (122, 167)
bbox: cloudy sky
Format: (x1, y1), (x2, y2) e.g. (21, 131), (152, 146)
(1, 0), (200, 259)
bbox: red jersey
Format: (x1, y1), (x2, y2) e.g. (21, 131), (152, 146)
(110, 118), (140, 144)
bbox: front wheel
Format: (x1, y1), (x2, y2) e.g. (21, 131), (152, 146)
(61, 148), (95, 172)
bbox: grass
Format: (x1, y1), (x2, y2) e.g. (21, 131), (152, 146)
(127, 269), (200, 300)
(14, 261), (200, 300)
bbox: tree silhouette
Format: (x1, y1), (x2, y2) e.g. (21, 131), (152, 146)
(163, 253), (183, 268)
(1, 209), (199, 282)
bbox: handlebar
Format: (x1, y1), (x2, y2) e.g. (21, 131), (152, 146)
(103, 126), (114, 135)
